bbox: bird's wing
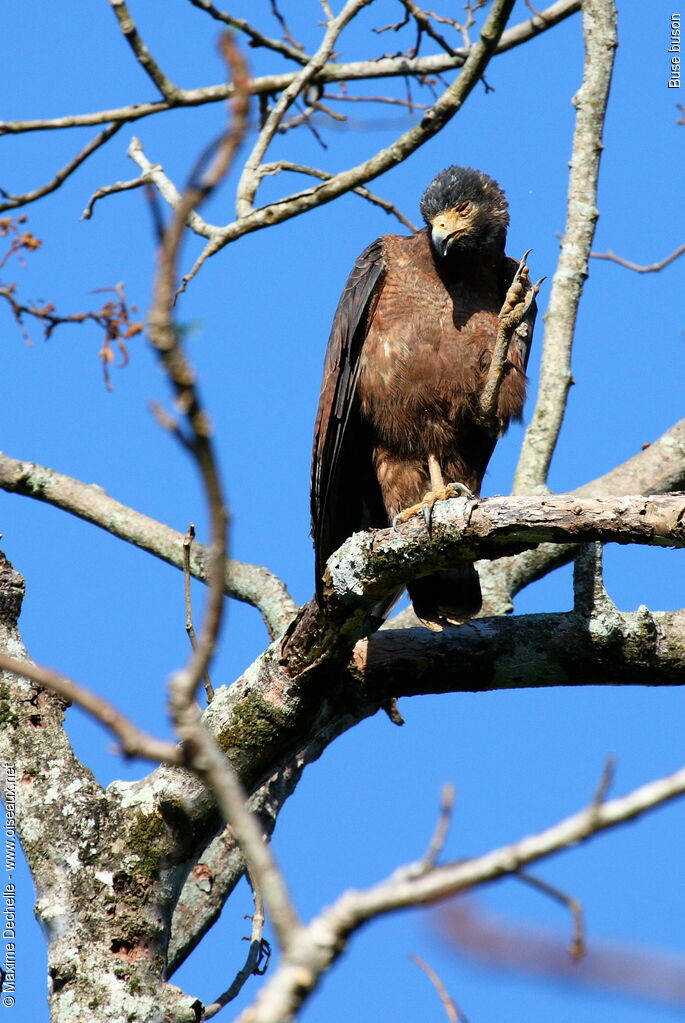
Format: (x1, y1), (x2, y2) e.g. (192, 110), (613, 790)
(311, 237), (386, 600)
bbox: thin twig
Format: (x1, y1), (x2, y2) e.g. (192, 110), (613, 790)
(81, 170), (160, 221)
(183, 524), (214, 701)
(203, 874), (270, 1017)
(590, 242), (685, 273)
(236, 0), (375, 217)
(421, 784), (456, 871)
(410, 955), (463, 1023)
(236, 762), (685, 1022)
(0, 452), (298, 638)
(592, 755), (617, 807)
(258, 160), (417, 230)
(108, 0), (182, 101)
(185, 0), (309, 65)
(516, 871), (586, 960)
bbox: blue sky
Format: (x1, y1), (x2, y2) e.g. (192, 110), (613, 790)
(1, 2), (684, 1020)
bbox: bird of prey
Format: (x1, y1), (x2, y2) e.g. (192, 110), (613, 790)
(311, 165), (536, 629)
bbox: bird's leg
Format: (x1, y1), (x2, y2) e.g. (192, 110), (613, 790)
(393, 454), (474, 529)
(480, 250), (544, 425)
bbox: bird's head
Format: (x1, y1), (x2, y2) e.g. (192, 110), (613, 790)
(420, 166), (509, 259)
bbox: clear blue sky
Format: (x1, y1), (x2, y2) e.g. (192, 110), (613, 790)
(1, 2), (684, 1020)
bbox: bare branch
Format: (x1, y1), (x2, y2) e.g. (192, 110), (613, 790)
(322, 493), (685, 620)
(480, 417), (685, 614)
(143, 37), (303, 957)
(421, 784), (456, 870)
(185, 0), (309, 65)
(513, 0), (618, 494)
(0, 123), (124, 213)
(0, 650), (183, 765)
(108, 0), (183, 102)
(259, 160), (417, 230)
(183, 524), (214, 701)
(183, 0), (518, 286)
(0, 1), (580, 139)
(359, 606), (685, 701)
(516, 871), (585, 960)
(0, 455), (298, 639)
(81, 169), (158, 221)
(590, 241), (685, 273)
(204, 878), (270, 1017)
(410, 955), (463, 1023)
(236, 0), (375, 217)
(591, 755), (616, 807)
(126, 137), (216, 238)
(237, 762), (685, 1022)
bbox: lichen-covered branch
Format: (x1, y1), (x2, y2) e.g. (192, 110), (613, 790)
(0, 553), (205, 1020)
(513, 0), (618, 494)
(321, 492), (685, 622)
(479, 417), (685, 613)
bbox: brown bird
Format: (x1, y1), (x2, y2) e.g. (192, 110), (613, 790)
(311, 166), (536, 628)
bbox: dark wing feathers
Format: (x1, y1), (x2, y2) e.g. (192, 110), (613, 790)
(311, 238), (386, 599)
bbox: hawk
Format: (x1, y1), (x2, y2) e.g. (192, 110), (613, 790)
(311, 166), (536, 629)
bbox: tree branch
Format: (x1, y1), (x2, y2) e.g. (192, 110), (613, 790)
(182, 0), (517, 286)
(0, 2), (579, 137)
(590, 241), (685, 274)
(479, 417), (685, 613)
(0, 650), (183, 764)
(237, 759), (685, 1022)
(237, 0), (375, 216)
(0, 453), (297, 638)
(185, 0), (310, 65)
(108, 0), (183, 102)
(258, 161), (417, 230)
(513, 0), (618, 494)
(321, 493), (685, 621)
(0, 123), (124, 213)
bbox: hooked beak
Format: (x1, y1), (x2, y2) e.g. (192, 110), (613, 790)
(431, 223), (459, 258)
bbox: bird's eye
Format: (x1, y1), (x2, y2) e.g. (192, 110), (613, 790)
(456, 202), (470, 214)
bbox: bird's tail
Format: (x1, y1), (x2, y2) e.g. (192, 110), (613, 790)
(408, 563), (482, 631)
